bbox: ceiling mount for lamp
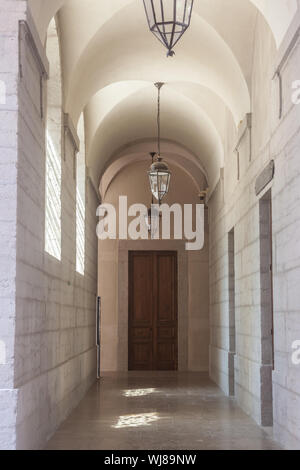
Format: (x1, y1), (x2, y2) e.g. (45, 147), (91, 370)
(148, 83), (171, 205)
(143, 0), (194, 57)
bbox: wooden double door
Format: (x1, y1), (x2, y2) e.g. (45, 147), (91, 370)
(129, 251), (178, 371)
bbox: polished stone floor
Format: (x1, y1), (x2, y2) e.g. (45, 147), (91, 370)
(45, 372), (280, 450)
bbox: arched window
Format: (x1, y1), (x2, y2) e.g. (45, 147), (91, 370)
(76, 113), (86, 275)
(45, 17), (62, 260)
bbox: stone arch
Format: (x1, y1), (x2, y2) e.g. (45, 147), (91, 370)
(28, 0), (298, 49)
(99, 140), (208, 201)
(86, 84), (224, 192)
(66, 9), (250, 125)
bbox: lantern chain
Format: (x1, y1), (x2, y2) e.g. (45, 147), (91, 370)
(158, 85), (160, 156)
(155, 82), (164, 157)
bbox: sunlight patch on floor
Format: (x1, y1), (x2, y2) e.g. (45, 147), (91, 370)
(113, 412), (160, 429)
(123, 388), (157, 397)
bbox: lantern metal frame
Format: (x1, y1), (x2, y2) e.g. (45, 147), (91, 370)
(143, 0), (194, 56)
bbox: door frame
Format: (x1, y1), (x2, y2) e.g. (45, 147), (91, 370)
(259, 189), (274, 426)
(116, 240), (189, 371)
(128, 250), (178, 371)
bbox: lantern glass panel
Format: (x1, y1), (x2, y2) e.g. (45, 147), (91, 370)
(147, 4), (155, 28)
(176, 0), (185, 23)
(149, 172), (159, 201)
(149, 170), (170, 203)
(154, 0), (162, 22)
(158, 172), (169, 194)
(185, 0), (193, 24)
(162, 0), (174, 20)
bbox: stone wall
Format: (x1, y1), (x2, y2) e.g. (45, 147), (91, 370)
(0, 5), (98, 449)
(209, 11), (300, 449)
(0, 0), (26, 450)
(14, 14), (98, 449)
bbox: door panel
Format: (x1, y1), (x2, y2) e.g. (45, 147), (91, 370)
(157, 343), (176, 365)
(157, 254), (176, 322)
(129, 252), (154, 370)
(129, 251), (178, 370)
(156, 253), (177, 370)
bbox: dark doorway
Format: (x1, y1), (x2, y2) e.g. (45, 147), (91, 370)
(128, 251), (178, 371)
(228, 228), (236, 396)
(259, 189), (274, 426)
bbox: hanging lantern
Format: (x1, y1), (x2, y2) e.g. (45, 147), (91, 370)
(148, 83), (171, 204)
(143, 0), (194, 57)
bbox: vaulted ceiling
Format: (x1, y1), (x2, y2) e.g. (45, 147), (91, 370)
(28, 0), (298, 192)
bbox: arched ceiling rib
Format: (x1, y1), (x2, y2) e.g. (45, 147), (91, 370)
(86, 85), (224, 190)
(27, 0), (298, 189)
(67, 7), (250, 126)
(85, 81), (234, 158)
(99, 147), (208, 201)
(29, 0), (298, 50)
(58, 0), (258, 100)
(28, 0), (65, 42)
(28, 1), (298, 117)
(84, 80), (235, 188)
(84, 81), (150, 155)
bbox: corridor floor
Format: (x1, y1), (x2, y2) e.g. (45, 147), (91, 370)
(45, 373), (280, 450)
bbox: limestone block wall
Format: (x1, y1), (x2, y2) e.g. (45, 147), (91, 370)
(14, 20), (98, 448)
(209, 11), (300, 449)
(0, 5), (98, 449)
(271, 15), (300, 449)
(0, 0), (27, 450)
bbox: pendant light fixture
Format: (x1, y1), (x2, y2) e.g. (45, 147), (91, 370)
(148, 83), (171, 205)
(143, 0), (194, 57)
